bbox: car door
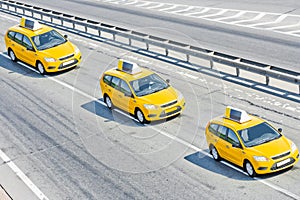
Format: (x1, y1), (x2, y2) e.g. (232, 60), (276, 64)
(109, 76), (123, 108)
(223, 128), (244, 166)
(118, 80), (135, 113)
(12, 32), (24, 61)
(21, 35), (36, 66)
(215, 125), (228, 158)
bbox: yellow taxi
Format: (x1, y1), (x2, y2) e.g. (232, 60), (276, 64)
(4, 17), (81, 74)
(205, 106), (299, 177)
(100, 59), (185, 123)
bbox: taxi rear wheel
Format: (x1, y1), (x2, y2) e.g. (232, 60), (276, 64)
(244, 160), (256, 177)
(211, 146), (221, 161)
(135, 108), (147, 124)
(37, 62), (46, 75)
(104, 95), (113, 109)
(8, 49), (17, 62)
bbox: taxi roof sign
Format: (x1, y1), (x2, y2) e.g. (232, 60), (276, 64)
(225, 106), (251, 123)
(20, 17), (42, 31)
(118, 59), (142, 74)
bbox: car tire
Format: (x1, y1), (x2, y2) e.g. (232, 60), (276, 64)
(244, 160), (256, 177)
(135, 108), (147, 124)
(211, 146), (221, 161)
(104, 95), (113, 109)
(8, 49), (17, 62)
(37, 62), (46, 75)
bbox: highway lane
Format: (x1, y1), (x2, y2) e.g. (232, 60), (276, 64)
(13, 0), (300, 73)
(1, 13), (300, 200)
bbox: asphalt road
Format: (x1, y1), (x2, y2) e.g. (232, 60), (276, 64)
(12, 0), (300, 73)
(0, 8), (300, 200)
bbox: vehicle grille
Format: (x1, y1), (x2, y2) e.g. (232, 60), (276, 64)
(59, 54), (74, 61)
(271, 151), (290, 160)
(160, 100), (177, 108)
(159, 106), (181, 117)
(271, 158), (295, 170)
(58, 59), (78, 69)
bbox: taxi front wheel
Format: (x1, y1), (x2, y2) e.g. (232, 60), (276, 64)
(244, 160), (256, 177)
(37, 62), (46, 75)
(8, 49), (17, 62)
(135, 108), (148, 124)
(104, 95), (113, 109)
(211, 146), (221, 161)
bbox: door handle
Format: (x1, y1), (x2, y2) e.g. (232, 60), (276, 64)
(108, 89), (111, 92)
(226, 145), (230, 149)
(11, 44), (15, 47)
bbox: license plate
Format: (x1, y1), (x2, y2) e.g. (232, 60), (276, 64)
(277, 158), (290, 167)
(63, 59), (74, 66)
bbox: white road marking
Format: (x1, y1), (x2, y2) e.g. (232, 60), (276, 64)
(230, 12), (266, 24)
(169, 6), (194, 14)
(123, 0), (139, 5)
(248, 14), (287, 27)
(1, 52), (299, 199)
(183, 8), (210, 16)
(135, 1), (151, 7)
(267, 21), (300, 30)
(159, 5), (178, 12)
(214, 11), (246, 21)
(0, 149), (49, 200)
(197, 9), (228, 19)
(144, 3), (164, 9)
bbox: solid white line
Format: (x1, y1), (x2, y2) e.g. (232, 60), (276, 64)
(230, 12), (266, 24)
(2, 45), (300, 200)
(0, 150), (49, 200)
(248, 14), (287, 27)
(197, 9), (228, 19)
(123, 0), (139, 5)
(214, 11), (246, 21)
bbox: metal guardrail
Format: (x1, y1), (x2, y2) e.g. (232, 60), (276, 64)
(1, 0), (300, 94)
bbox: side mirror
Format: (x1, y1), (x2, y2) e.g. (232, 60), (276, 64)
(124, 93), (133, 98)
(278, 128), (282, 133)
(166, 79), (170, 84)
(27, 47), (35, 51)
(64, 35), (68, 39)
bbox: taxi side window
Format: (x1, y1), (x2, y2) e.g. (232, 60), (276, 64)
(23, 36), (34, 50)
(111, 76), (120, 90)
(209, 123), (219, 136)
(227, 129), (240, 145)
(217, 126), (227, 140)
(7, 31), (16, 40)
(14, 32), (23, 45)
(103, 75), (112, 85)
(120, 80), (132, 96)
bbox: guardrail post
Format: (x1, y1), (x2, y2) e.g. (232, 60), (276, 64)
(266, 76), (270, 85)
(98, 30), (101, 37)
(165, 49), (169, 56)
(210, 59), (214, 69)
(236, 68), (240, 77)
(146, 43), (149, 50)
(298, 85), (300, 95)
(186, 54), (190, 62)
(129, 38), (132, 46)
(113, 34), (116, 41)
(72, 22), (75, 29)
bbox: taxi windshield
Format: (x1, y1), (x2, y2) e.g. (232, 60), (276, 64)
(130, 73), (169, 97)
(32, 30), (67, 51)
(238, 122), (281, 147)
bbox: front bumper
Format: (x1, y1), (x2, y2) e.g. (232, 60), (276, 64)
(44, 53), (82, 72)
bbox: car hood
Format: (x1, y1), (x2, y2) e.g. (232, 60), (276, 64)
(42, 41), (76, 59)
(139, 86), (179, 105)
(250, 136), (291, 158)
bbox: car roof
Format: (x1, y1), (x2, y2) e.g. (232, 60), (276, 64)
(104, 67), (154, 82)
(210, 114), (265, 132)
(8, 24), (53, 37)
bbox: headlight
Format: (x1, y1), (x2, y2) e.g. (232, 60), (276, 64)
(144, 104), (158, 110)
(253, 156), (268, 162)
(177, 90), (184, 101)
(291, 142), (298, 153)
(74, 46), (80, 54)
(44, 57), (56, 62)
